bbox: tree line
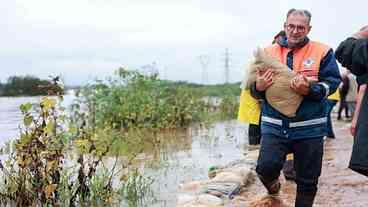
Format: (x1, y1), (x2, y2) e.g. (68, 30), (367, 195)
(0, 75), (51, 96)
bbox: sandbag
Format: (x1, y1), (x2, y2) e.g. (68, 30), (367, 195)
(243, 48), (303, 117)
(210, 166), (253, 186)
(177, 194), (223, 207)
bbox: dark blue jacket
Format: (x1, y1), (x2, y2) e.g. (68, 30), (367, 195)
(251, 37), (341, 139)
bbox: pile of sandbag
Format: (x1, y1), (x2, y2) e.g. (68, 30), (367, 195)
(208, 166), (254, 186)
(177, 193), (224, 207)
(177, 165), (255, 207)
(243, 48), (303, 117)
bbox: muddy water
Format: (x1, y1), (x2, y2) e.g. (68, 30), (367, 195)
(0, 96), (253, 206)
(0, 95), (75, 146)
(135, 121), (251, 206)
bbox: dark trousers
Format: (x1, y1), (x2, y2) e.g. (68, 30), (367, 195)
(326, 100), (337, 138)
(338, 96), (349, 119)
(248, 123), (261, 145)
(256, 134), (324, 203)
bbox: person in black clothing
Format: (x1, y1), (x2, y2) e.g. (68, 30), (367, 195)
(335, 25), (368, 177)
(272, 30), (286, 44)
(337, 72), (350, 120)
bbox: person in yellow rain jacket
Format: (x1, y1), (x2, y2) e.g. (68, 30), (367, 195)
(238, 31), (286, 147)
(238, 88), (262, 146)
(326, 90), (340, 139)
(238, 30), (297, 181)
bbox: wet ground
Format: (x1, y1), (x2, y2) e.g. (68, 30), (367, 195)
(239, 118), (368, 207)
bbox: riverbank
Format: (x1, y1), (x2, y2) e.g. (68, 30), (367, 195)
(178, 118), (368, 207)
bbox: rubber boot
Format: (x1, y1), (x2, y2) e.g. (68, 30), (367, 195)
(258, 175), (281, 195)
(295, 191), (316, 207)
(283, 155), (296, 181)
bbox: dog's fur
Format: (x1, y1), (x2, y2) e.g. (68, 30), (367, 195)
(243, 48), (303, 117)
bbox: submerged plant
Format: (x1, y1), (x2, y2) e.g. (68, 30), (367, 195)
(81, 68), (208, 130)
(120, 169), (154, 207)
(0, 77), (153, 206)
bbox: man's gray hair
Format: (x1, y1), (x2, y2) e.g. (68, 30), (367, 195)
(286, 8), (312, 24)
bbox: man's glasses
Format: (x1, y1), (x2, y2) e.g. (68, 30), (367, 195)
(285, 24), (307, 33)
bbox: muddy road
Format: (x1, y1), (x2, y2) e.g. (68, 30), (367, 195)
(239, 119), (368, 207)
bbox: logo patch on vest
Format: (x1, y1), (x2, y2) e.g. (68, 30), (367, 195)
(303, 58), (315, 68)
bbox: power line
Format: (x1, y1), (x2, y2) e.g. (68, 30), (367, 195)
(224, 48), (230, 84)
(199, 55), (210, 85)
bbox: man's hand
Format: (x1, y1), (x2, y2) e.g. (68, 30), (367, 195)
(290, 75), (310, 95)
(256, 68), (273, 91)
(351, 119), (357, 137)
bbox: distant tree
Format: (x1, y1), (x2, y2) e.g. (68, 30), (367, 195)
(0, 81), (3, 95)
(2, 75), (51, 96)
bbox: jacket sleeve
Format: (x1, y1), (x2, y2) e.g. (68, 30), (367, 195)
(249, 82), (266, 100)
(335, 37), (368, 77)
(357, 73), (368, 85)
(352, 39), (368, 85)
(305, 49), (342, 101)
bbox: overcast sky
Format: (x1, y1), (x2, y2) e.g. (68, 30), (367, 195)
(1, 0), (366, 85)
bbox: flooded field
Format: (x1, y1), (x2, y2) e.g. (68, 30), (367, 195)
(0, 96), (251, 206)
(2, 96), (367, 206)
(0, 95), (75, 145)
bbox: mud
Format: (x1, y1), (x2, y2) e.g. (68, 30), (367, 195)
(238, 119), (368, 207)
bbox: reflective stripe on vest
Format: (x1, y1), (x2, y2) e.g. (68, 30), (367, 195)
(289, 117), (327, 128)
(261, 116), (282, 126)
(261, 116), (327, 128)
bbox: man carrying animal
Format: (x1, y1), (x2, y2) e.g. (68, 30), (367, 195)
(250, 9), (341, 207)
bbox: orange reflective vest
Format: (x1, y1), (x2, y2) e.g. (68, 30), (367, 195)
(257, 41), (339, 139)
(265, 41), (330, 81)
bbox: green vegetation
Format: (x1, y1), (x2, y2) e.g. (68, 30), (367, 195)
(0, 75), (57, 96)
(180, 82), (241, 97)
(0, 68), (241, 206)
(190, 83), (241, 120)
(79, 68), (240, 130)
(0, 79), (151, 206)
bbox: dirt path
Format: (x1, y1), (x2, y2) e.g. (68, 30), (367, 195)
(238, 119), (368, 207)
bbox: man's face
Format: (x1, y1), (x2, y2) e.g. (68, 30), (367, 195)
(284, 13), (311, 46)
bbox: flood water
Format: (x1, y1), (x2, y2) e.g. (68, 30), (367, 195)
(0, 95), (75, 145)
(0, 95), (250, 206)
